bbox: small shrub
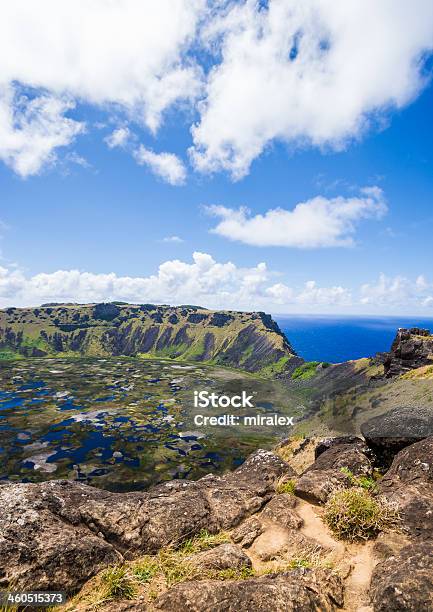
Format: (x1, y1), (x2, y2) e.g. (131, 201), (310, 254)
(356, 476), (377, 491)
(276, 478), (296, 495)
(340, 467), (377, 491)
(100, 565), (137, 600)
(324, 488), (399, 541)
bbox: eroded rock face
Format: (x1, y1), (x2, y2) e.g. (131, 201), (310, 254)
(295, 442), (373, 504)
(231, 517), (263, 548)
(0, 450), (288, 594)
(154, 568), (344, 612)
(383, 328), (433, 377)
(373, 532), (411, 560)
(252, 527), (322, 563)
(370, 541), (433, 612)
(377, 436), (433, 539)
(260, 493), (303, 529)
(0, 482), (122, 593)
(0, 303), (298, 373)
(361, 406), (433, 466)
(189, 543), (252, 571)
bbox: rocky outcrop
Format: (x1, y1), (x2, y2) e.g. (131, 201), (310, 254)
(370, 541), (433, 612)
(377, 435), (433, 539)
(295, 439), (373, 504)
(4, 424), (433, 610)
(361, 406), (433, 466)
(189, 543), (252, 571)
(314, 436), (366, 459)
(383, 328), (433, 377)
(154, 568), (344, 612)
(0, 303), (298, 373)
(0, 450), (288, 594)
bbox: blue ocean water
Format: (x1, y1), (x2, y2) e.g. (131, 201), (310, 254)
(275, 316), (433, 364)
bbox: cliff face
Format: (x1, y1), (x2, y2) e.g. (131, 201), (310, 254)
(0, 303), (298, 373)
(382, 328), (433, 377)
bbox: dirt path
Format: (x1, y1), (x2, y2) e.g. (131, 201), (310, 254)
(248, 498), (377, 611)
(297, 499), (378, 611)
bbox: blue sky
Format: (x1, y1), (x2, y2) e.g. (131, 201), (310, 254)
(2, 1), (433, 314)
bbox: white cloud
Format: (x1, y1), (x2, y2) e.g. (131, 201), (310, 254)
(360, 273), (433, 307)
(191, 0), (433, 178)
(104, 127), (131, 149)
(1, 2), (433, 178)
(266, 280), (351, 306)
(134, 146), (187, 185)
(207, 187), (387, 247)
(0, 0), (205, 176)
(0, 84), (84, 176)
(1, 256), (433, 313)
(161, 236), (184, 243)
(0, 253), (353, 312)
(104, 127), (187, 185)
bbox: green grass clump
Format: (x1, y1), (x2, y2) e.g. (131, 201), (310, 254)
(180, 529), (230, 554)
(131, 530), (231, 590)
(100, 565), (137, 600)
(340, 467), (377, 491)
(291, 362), (320, 381)
(132, 558), (159, 584)
(154, 549), (197, 586)
(324, 488), (399, 541)
(275, 478), (296, 495)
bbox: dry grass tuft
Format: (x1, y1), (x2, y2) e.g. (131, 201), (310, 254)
(324, 488), (399, 541)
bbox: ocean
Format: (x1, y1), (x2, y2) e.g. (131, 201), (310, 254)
(275, 315), (433, 364)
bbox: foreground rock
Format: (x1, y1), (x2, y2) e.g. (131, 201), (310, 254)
(231, 517), (263, 548)
(370, 541), (433, 611)
(295, 440), (373, 504)
(0, 450), (288, 594)
(361, 406), (433, 465)
(189, 543), (251, 570)
(260, 493), (303, 529)
(314, 436), (366, 459)
(378, 435), (433, 539)
(154, 568), (344, 611)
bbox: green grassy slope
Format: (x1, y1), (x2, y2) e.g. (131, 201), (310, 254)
(0, 302), (301, 374)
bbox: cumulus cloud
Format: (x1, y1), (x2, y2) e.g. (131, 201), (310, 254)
(104, 127), (131, 149)
(1, 2), (433, 178)
(0, 0), (205, 176)
(266, 281), (351, 306)
(1, 256), (433, 313)
(0, 85), (84, 176)
(360, 274), (433, 307)
(0, 253), (353, 312)
(207, 187), (387, 247)
(191, 0), (433, 178)
(134, 146), (187, 185)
